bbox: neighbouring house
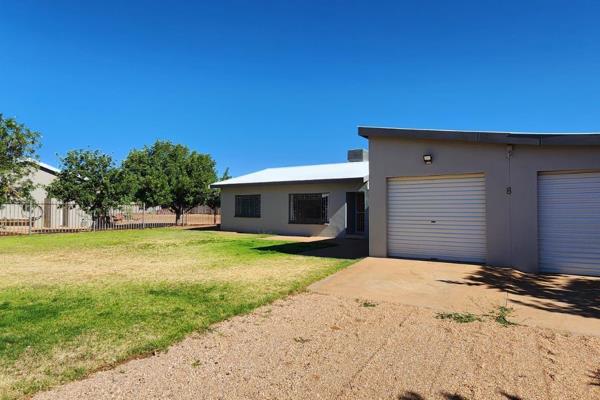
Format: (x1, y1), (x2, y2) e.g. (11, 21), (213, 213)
(211, 150), (369, 238)
(0, 160), (65, 231)
(215, 127), (600, 277)
(360, 127), (600, 277)
(29, 160), (60, 203)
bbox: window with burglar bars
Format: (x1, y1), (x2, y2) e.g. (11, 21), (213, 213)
(235, 195), (261, 218)
(288, 193), (329, 224)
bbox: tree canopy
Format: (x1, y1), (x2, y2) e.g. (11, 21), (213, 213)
(0, 114), (40, 203)
(122, 141), (217, 223)
(206, 168), (230, 212)
(47, 150), (132, 220)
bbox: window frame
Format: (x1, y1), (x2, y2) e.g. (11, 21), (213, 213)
(288, 193), (329, 225)
(234, 194), (261, 218)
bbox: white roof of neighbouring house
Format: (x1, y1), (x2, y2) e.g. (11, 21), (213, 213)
(211, 161), (369, 188)
(35, 160), (60, 174)
(24, 158), (60, 175)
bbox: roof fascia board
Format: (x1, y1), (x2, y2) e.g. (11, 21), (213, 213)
(211, 176), (367, 189)
(358, 127), (600, 146)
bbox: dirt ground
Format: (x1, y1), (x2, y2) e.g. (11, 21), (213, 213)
(35, 292), (600, 400)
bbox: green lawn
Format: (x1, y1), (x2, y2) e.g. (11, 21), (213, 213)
(0, 228), (353, 399)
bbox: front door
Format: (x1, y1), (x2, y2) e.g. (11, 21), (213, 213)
(346, 192), (366, 235)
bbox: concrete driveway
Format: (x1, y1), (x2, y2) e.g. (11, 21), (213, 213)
(309, 257), (600, 336)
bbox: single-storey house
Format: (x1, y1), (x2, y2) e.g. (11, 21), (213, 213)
(212, 149), (369, 238)
(213, 127), (600, 276)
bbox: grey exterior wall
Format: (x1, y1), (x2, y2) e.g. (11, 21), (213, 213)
(220, 180), (367, 237)
(30, 168), (58, 203)
(368, 136), (600, 273)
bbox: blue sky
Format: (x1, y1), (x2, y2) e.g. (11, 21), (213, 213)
(1, 1), (599, 176)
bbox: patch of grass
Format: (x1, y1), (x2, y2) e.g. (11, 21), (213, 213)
(488, 306), (517, 327)
(293, 337), (311, 343)
(360, 300), (378, 308)
(435, 312), (482, 324)
(436, 306), (518, 326)
(0, 228), (355, 399)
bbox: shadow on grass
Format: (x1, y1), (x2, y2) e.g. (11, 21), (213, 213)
(253, 238), (368, 260)
(254, 240), (339, 255)
(438, 266), (600, 319)
(184, 225), (221, 232)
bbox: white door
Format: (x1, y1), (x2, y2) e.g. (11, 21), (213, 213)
(538, 171), (600, 276)
(387, 173), (487, 263)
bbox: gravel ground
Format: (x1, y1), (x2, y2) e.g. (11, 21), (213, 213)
(35, 293), (600, 400)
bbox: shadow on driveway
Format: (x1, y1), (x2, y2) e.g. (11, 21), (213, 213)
(397, 391), (523, 400)
(438, 267), (600, 320)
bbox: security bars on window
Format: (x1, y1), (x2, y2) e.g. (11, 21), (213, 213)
(288, 193), (329, 224)
(235, 195), (261, 218)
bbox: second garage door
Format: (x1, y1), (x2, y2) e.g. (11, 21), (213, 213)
(387, 173), (487, 263)
(538, 171), (600, 276)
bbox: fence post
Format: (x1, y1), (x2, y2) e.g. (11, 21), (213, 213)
(28, 200), (33, 235)
(142, 202), (146, 229)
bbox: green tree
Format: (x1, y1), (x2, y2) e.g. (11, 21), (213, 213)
(206, 168), (230, 224)
(47, 150), (131, 226)
(122, 141), (217, 225)
(0, 114), (41, 203)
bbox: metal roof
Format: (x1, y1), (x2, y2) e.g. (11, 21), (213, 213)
(211, 161), (368, 188)
(358, 126), (600, 145)
(25, 159), (60, 175)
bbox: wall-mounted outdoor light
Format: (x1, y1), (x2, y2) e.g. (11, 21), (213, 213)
(423, 154), (433, 165)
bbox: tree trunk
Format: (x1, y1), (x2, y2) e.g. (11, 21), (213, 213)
(175, 209), (182, 226)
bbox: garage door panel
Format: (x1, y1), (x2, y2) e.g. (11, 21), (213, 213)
(388, 234), (487, 242)
(388, 225), (486, 234)
(390, 176), (485, 183)
(541, 263), (600, 275)
(388, 220), (487, 226)
(387, 174), (487, 263)
(392, 243), (487, 254)
(389, 209), (485, 215)
(541, 239), (600, 248)
(389, 212), (485, 217)
(388, 189), (485, 196)
(397, 252), (485, 263)
(539, 226), (600, 234)
(388, 202), (486, 208)
(388, 216), (486, 223)
(388, 198), (486, 204)
(538, 171), (600, 276)
(543, 251), (600, 261)
(538, 176), (600, 184)
(388, 226), (486, 234)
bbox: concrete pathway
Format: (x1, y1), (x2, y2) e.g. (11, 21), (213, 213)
(309, 257), (600, 336)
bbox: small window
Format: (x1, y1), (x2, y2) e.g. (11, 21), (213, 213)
(235, 195), (261, 218)
(289, 193), (329, 224)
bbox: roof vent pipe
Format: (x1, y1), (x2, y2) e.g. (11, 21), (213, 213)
(347, 149), (368, 162)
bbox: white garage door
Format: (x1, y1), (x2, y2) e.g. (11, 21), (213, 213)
(387, 173), (487, 263)
(538, 171), (600, 276)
